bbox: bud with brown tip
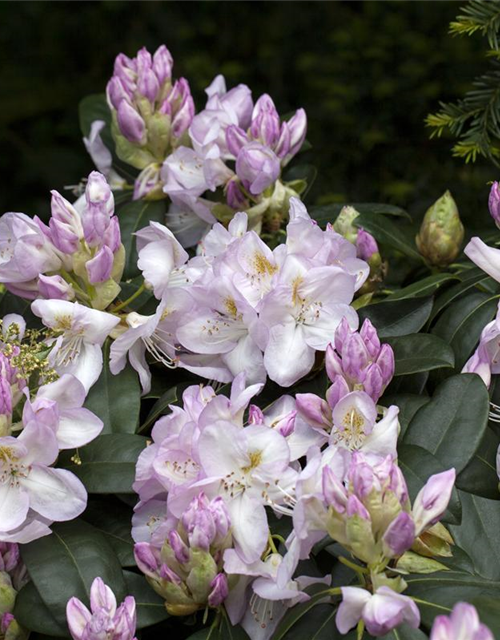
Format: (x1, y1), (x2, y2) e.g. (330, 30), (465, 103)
(416, 190), (464, 267)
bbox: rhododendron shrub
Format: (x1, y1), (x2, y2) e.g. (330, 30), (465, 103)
(0, 42), (498, 640)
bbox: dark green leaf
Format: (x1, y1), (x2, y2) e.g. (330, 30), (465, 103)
(380, 625), (429, 639)
(385, 334), (455, 376)
(84, 341), (141, 434)
(432, 291), (498, 369)
(59, 434), (147, 493)
(14, 582), (69, 637)
(430, 268), (495, 322)
(82, 497), (135, 566)
(404, 374), (489, 473)
(386, 274), (456, 301)
(384, 372), (429, 396)
(20, 520), (126, 630)
(79, 93), (111, 138)
(354, 213), (423, 261)
(405, 572), (500, 635)
(118, 199), (167, 280)
(123, 571), (170, 629)
(358, 297), (433, 338)
(282, 604), (337, 640)
(449, 492), (500, 580)
(272, 584), (334, 640)
(140, 385), (178, 432)
(379, 394), (429, 437)
(282, 163), (317, 198)
(398, 444), (462, 525)
(456, 427), (500, 500)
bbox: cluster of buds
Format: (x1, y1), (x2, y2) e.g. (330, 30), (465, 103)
(333, 206), (385, 294)
(107, 46), (194, 200)
(0, 544), (28, 640)
(134, 493), (232, 616)
(66, 578), (137, 640)
(322, 453), (455, 572)
(326, 318), (395, 403)
(0, 172), (125, 310)
(416, 190), (464, 268)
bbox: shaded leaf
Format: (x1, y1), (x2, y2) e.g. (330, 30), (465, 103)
(82, 497), (135, 566)
(386, 274), (456, 302)
(358, 297), (433, 338)
(354, 213), (423, 261)
(123, 571), (170, 629)
(385, 334), (454, 376)
(379, 394), (429, 437)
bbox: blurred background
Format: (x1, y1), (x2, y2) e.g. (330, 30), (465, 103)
(0, 1), (494, 226)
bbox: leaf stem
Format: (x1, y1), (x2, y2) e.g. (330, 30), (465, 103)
(112, 282), (146, 313)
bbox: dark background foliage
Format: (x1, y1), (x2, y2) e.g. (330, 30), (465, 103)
(0, 0), (494, 228)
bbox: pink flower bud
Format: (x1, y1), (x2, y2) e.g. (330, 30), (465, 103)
(226, 180), (247, 210)
(136, 47), (152, 74)
(134, 542), (160, 578)
(171, 85), (195, 140)
(322, 466), (347, 513)
(412, 468), (456, 535)
(226, 125), (248, 157)
(347, 494), (371, 520)
(334, 317), (353, 355)
(356, 228), (379, 261)
(359, 319), (381, 358)
(0, 613), (15, 636)
(326, 376), (351, 409)
(274, 410), (297, 438)
(342, 333), (370, 381)
(117, 100), (146, 144)
(362, 363), (384, 402)
(83, 172), (114, 246)
(295, 393), (331, 430)
(376, 344), (395, 386)
(235, 142), (280, 195)
(207, 573), (228, 607)
(38, 274), (74, 300)
(153, 45), (173, 85)
(362, 587), (420, 636)
(86, 246), (114, 284)
(0, 376), (12, 416)
(209, 497), (231, 541)
(138, 67), (160, 103)
(382, 512), (415, 558)
(106, 77), (131, 110)
(283, 108), (307, 163)
(248, 404), (264, 425)
(169, 530), (190, 564)
(250, 94), (281, 147)
(489, 181), (500, 229)
(325, 344), (344, 382)
(275, 122), (291, 159)
(103, 216), (122, 254)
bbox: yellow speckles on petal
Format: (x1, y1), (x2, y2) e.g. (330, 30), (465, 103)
(224, 297), (239, 318)
(253, 252), (277, 276)
(292, 276), (304, 306)
(54, 314), (74, 331)
(242, 450), (263, 473)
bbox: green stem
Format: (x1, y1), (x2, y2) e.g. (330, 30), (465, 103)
(268, 534), (278, 554)
(60, 270), (91, 302)
(112, 283), (146, 313)
(338, 556), (369, 575)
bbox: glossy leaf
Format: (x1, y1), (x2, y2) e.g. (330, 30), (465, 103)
(272, 584), (334, 640)
(380, 626), (429, 639)
(19, 520), (126, 630)
(354, 212), (423, 261)
(14, 582), (69, 638)
(384, 334), (454, 376)
(82, 497), (135, 566)
(308, 202), (411, 227)
(59, 434), (147, 493)
(404, 374), (489, 473)
(386, 274), (456, 302)
(358, 297), (433, 338)
(281, 604), (338, 639)
(84, 340), (141, 434)
(430, 268), (495, 322)
(456, 427), (500, 500)
(379, 394), (429, 437)
(139, 385), (178, 432)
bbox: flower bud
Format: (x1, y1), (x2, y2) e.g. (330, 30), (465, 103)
(322, 466), (348, 513)
(0, 573), (16, 614)
(207, 573), (228, 607)
(362, 364), (384, 403)
(226, 125), (248, 158)
(295, 393), (331, 431)
(168, 530), (190, 565)
(430, 602), (494, 640)
(117, 101), (146, 144)
(235, 143), (280, 196)
(342, 333), (369, 381)
(38, 274), (75, 300)
(325, 375), (350, 409)
(284, 108), (307, 164)
(138, 67), (160, 104)
(86, 246), (114, 284)
(153, 45), (173, 85)
(248, 404), (264, 425)
(0, 377), (12, 418)
(82, 172), (114, 246)
(103, 216), (122, 254)
(359, 319), (381, 359)
(416, 190), (464, 267)
(376, 344), (395, 386)
(382, 512), (415, 558)
(356, 228), (379, 262)
(412, 468), (456, 535)
(250, 95), (281, 147)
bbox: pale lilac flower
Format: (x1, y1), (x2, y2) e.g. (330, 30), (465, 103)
(83, 120), (126, 189)
(488, 181), (500, 229)
(464, 237), (500, 283)
(135, 220), (189, 299)
(336, 586), (420, 636)
(430, 602), (493, 640)
(0, 427), (87, 540)
(462, 302), (500, 388)
(412, 468), (456, 535)
(0, 212), (62, 290)
(66, 577), (137, 640)
(235, 142), (280, 196)
(38, 274), (75, 301)
(22, 374), (103, 450)
(31, 299), (120, 392)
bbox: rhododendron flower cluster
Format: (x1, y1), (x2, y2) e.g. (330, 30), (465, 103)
(0, 38), (498, 640)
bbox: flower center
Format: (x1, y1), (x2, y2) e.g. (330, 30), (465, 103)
(331, 408), (367, 450)
(241, 450), (263, 473)
(0, 446), (28, 487)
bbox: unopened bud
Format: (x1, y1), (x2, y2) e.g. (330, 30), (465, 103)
(489, 181), (500, 229)
(333, 206), (359, 244)
(382, 512), (415, 558)
(416, 190), (464, 267)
